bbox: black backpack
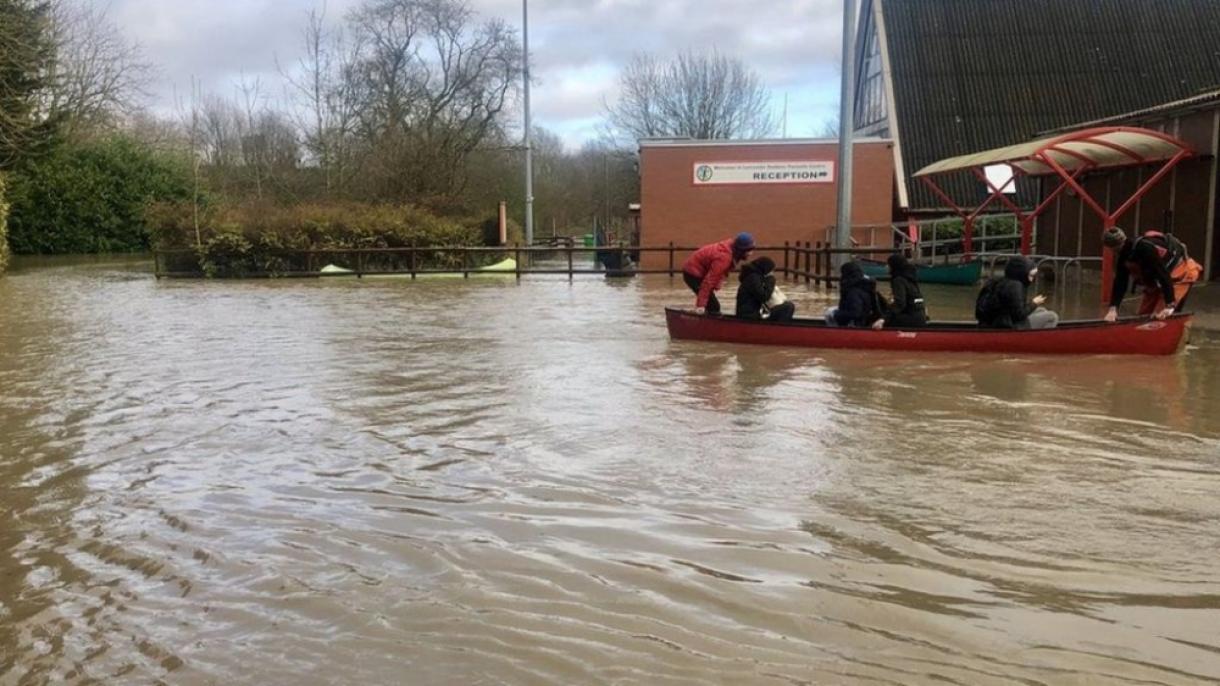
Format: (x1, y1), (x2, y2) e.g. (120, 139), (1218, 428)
(975, 277), (1003, 323)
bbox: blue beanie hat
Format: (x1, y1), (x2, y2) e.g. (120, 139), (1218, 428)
(733, 232), (755, 253)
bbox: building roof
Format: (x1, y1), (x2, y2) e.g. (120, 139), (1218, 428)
(1039, 86), (1220, 135)
(865, 0), (1220, 211)
(638, 137), (890, 148)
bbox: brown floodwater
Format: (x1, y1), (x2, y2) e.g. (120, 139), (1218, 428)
(2, 256), (1219, 685)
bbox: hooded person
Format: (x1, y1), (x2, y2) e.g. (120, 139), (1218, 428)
(735, 256), (796, 321)
(682, 232), (755, 314)
(975, 256), (1058, 329)
(1102, 227), (1202, 322)
(825, 261), (885, 328)
(883, 253), (929, 328)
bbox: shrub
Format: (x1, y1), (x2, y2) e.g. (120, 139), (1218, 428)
(6, 136), (193, 254)
(149, 200), (487, 277)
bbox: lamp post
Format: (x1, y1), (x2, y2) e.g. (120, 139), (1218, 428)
(523, 0), (534, 247)
(834, 0), (857, 265)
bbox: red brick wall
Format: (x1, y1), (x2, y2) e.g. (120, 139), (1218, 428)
(639, 141), (896, 269)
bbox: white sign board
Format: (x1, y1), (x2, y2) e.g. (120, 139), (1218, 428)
(692, 161), (835, 186)
(984, 163), (1016, 194)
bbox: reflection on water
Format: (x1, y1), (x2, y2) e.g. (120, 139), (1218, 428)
(2, 258), (1219, 684)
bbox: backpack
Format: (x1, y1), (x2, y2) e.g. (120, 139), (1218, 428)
(1134, 231), (1188, 269)
(975, 277), (1003, 323)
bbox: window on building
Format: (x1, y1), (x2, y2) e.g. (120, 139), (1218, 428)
(855, 22), (887, 130)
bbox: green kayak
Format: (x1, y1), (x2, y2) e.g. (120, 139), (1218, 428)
(860, 259), (982, 285)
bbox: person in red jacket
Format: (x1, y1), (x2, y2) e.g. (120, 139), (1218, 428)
(682, 233), (755, 314)
(1102, 227), (1202, 322)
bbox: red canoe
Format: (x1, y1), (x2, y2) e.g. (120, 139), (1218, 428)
(665, 308), (1192, 356)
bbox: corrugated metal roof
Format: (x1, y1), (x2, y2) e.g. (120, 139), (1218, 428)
(1040, 87), (1220, 135)
(638, 137), (891, 148)
(872, 0), (1220, 211)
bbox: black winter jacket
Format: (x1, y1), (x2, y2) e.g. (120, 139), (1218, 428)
(977, 258), (1036, 329)
(884, 266), (928, 328)
(736, 260), (776, 319)
(834, 263), (884, 327)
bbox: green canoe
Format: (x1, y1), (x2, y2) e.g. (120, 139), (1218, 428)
(860, 259), (982, 285)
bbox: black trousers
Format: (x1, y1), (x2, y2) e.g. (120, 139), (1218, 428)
(766, 301), (796, 321)
(683, 272), (721, 314)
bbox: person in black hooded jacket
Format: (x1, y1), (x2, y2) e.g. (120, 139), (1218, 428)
(736, 256), (795, 321)
(826, 261), (884, 328)
(883, 253), (928, 328)
(975, 256), (1058, 329)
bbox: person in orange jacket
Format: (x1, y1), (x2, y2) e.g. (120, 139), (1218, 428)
(682, 233), (755, 314)
(1102, 227), (1202, 322)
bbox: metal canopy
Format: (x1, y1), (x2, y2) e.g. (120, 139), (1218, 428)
(909, 126), (1196, 301)
(914, 126), (1193, 177)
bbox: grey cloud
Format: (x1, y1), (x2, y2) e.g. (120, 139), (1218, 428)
(102, 0), (844, 141)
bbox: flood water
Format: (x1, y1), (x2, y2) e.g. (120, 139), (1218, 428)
(2, 257), (1220, 685)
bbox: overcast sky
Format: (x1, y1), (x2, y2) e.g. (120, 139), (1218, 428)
(109, 0), (847, 149)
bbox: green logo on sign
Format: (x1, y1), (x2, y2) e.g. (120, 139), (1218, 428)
(696, 165), (714, 182)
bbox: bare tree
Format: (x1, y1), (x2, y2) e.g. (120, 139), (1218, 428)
(345, 0), (522, 202)
(236, 75), (266, 198)
(39, 0), (152, 138)
(280, 4), (363, 197)
(606, 50), (775, 141)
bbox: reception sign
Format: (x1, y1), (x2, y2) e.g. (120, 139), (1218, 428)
(692, 160), (835, 185)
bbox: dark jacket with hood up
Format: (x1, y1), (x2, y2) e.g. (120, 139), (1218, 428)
(736, 257), (777, 319)
(834, 262), (884, 327)
(884, 254), (928, 328)
(977, 257), (1036, 329)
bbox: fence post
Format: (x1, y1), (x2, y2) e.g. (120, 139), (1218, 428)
(825, 243), (834, 289)
(783, 241), (789, 280)
(410, 247), (417, 280)
(357, 250), (365, 278)
(462, 248), (469, 279)
(804, 241), (812, 286)
(810, 242), (818, 287)
(567, 244), (573, 282)
(668, 241), (675, 278)
(515, 244), (522, 281)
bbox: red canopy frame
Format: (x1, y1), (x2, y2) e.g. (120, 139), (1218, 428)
(914, 126), (1195, 302)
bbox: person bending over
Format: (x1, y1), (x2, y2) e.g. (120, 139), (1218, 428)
(1102, 227), (1201, 322)
(682, 233), (755, 314)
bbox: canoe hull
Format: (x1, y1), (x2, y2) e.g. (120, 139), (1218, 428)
(665, 308), (1190, 356)
(860, 259), (982, 285)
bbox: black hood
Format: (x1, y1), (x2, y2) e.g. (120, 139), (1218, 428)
(739, 256), (774, 280)
(736, 256), (775, 280)
(887, 253), (918, 280)
(840, 261), (868, 289)
(1004, 256), (1032, 283)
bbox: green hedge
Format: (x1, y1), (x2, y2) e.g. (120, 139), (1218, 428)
(148, 201), (491, 277)
(6, 136), (193, 254)
(0, 174), (9, 274)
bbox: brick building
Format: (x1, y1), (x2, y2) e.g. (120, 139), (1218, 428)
(637, 138), (896, 269)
